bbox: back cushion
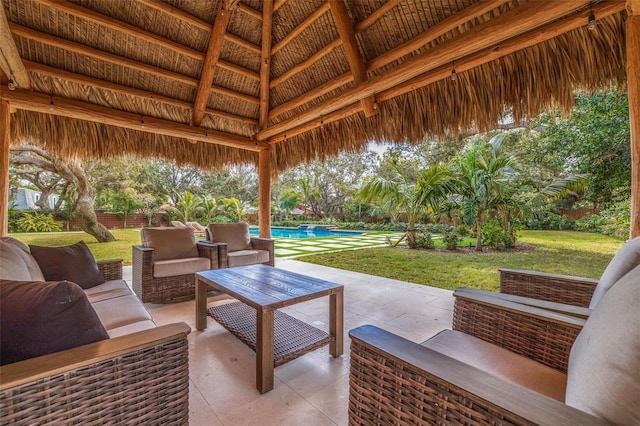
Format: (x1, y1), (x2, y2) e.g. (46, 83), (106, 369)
(565, 264), (640, 425)
(0, 238), (45, 281)
(207, 222), (252, 252)
(590, 236), (640, 308)
(0, 280), (109, 365)
(30, 241), (104, 289)
(141, 227), (198, 261)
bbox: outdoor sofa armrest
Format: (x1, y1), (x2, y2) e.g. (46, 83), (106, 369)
(349, 325), (606, 426)
(206, 241), (229, 268)
(97, 258), (123, 280)
(499, 268), (598, 307)
(0, 323), (191, 425)
(250, 237), (275, 266)
(455, 287), (593, 319)
(196, 240), (220, 269)
(453, 289), (585, 372)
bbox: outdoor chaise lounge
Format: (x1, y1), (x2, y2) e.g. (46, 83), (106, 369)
(456, 236), (640, 318)
(133, 227), (219, 303)
(206, 222), (274, 268)
(0, 237), (190, 424)
(349, 264), (640, 425)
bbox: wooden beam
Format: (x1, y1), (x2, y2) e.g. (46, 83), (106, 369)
(258, 148), (272, 238)
(239, 3), (262, 20)
(24, 60), (258, 125)
(211, 85), (260, 105)
(354, 0), (403, 33)
(259, 0), (274, 129)
(224, 33), (262, 54)
(137, 0), (211, 32)
(9, 23), (198, 87)
(191, 1), (236, 126)
(268, 72), (352, 119)
(267, 1), (624, 144)
(0, 100), (9, 237)
(1, 89), (266, 151)
(271, 2), (331, 55)
(218, 60), (260, 81)
(627, 0), (640, 237)
(0, 5), (30, 90)
(33, 0), (205, 62)
(366, 0), (509, 72)
(270, 39), (342, 88)
(255, 0), (592, 141)
(330, 0), (376, 116)
(273, 0), (287, 12)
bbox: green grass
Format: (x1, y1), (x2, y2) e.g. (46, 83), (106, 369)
(11, 229), (141, 265)
(299, 230), (624, 292)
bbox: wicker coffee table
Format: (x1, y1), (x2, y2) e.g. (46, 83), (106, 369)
(195, 264), (344, 393)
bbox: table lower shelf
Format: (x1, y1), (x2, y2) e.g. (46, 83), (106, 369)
(207, 301), (332, 367)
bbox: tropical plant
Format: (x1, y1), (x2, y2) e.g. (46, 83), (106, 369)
(171, 191), (202, 222)
(278, 191), (302, 220)
(200, 196), (219, 224)
(109, 189), (143, 228)
(221, 197), (246, 222)
(16, 211), (62, 232)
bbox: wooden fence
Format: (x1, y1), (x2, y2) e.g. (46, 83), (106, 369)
(57, 212), (169, 231)
(559, 208), (600, 221)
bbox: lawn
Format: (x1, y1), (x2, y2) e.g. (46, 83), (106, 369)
(299, 230), (624, 292)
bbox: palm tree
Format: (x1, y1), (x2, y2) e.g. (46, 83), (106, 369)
(360, 161), (452, 248)
(172, 190), (202, 223)
(278, 191), (302, 220)
(452, 134), (520, 251)
(201, 196), (218, 224)
(221, 197), (246, 222)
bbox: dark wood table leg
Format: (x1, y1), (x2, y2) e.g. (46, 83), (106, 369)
(256, 308), (275, 393)
(329, 290), (344, 357)
(195, 277), (208, 331)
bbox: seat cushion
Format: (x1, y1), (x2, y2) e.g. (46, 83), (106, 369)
(29, 241), (104, 289)
(227, 249), (270, 268)
(106, 320), (157, 338)
(566, 264), (640, 425)
(84, 279), (132, 303)
(590, 236), (640, 308)
(422, 330), (567, 401)
(208, 222), (252, 252)
(91, 294), (154, 331)
(153, 257), (211, 278)
(0, 238), (45, 281)
(140, 227), (198, 261)
(0, 280), (109, 365)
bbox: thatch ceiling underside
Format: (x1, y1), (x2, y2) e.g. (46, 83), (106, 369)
(0, 0), (629, 172)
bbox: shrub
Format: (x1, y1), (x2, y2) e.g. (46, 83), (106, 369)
(482, 219), (509, 249)
(574, 213), (608, 233)
(414, 230), (435, 250)
(442, 228), (460, 250)
(454, 224), (472, 237)
(15, 212), (62, 233)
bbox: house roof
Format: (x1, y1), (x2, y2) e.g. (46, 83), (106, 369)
(0, 0), (628, 172)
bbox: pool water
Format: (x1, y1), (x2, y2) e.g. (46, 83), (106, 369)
(249, 226), (363, 239)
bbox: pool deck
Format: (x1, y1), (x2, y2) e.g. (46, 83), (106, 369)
(266, 231), (405, 258)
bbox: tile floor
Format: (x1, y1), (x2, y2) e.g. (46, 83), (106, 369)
(124, 260), (454, 426)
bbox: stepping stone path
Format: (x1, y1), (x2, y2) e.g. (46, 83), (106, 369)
(272, 232), (406, 258)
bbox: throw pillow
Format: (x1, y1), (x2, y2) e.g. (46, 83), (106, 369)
(29, 241), (104, 289)
(0, 280), (109, 365)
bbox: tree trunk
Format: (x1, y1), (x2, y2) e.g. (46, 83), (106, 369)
(407, 218), (416, 249)
(475, 214), (483, 251)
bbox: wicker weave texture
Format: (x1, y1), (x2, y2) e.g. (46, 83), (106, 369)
(499, 269), (597, 307)
(97, 259), (123, 281)
(452, 296), (582, 373)
(0, 337), (189, 425)
(208, 301), (331, 366)
(132, 243), (218, 303)
(349, 339), (530, 426)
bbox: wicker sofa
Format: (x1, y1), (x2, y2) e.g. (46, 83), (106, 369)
(0, 237), (190, 425)
(349, 264), (640, 425)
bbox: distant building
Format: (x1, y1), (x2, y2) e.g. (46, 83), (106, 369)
(13, 188), (60, 210)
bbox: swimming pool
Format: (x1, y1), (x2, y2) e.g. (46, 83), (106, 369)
(249, 226), (364, 239)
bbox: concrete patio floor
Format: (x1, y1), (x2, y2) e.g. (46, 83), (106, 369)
(124, 259), (454, 426)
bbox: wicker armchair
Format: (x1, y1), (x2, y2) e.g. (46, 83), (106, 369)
(206, 222), (274, 268)
(133, 227), (219, 303)
(349, 264), (640, 425)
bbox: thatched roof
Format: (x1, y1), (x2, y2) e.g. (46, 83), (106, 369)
(0, 0), (628, 172)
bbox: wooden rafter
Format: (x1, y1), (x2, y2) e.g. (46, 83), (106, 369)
(218, 60), (260, 81)
(273, 0), (287, 13)
(0, 5), (30, 90)
(329, 0), (376, 116)
(270, 39), (341, 88)
(25, 60), (258, 125)
(211, 85), (260, 105)
(271, 2), (331, 55)
(256, 0), (593, 141)
(353, 0), (403, 33)
(137, 0), (211, 31)
(224, 33), (262, 55)
(267, 0), (624, 144)
(191, 1), (238, 127)
(259, 0), (274, 129)
(238, 3), (262, 20)
(1, 89), (267, 151)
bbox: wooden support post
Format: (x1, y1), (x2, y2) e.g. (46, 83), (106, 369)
(258, 148), (271, 238)
(628, 0), (640, 238)
(0, 100), (9, 237)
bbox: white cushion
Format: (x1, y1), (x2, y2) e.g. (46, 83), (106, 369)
(0, 238), (45, 281)
(590, 236), (640, 308)
(566, 264), (640, 424)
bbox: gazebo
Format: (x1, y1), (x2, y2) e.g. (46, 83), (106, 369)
(0, 0), (638, 238)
